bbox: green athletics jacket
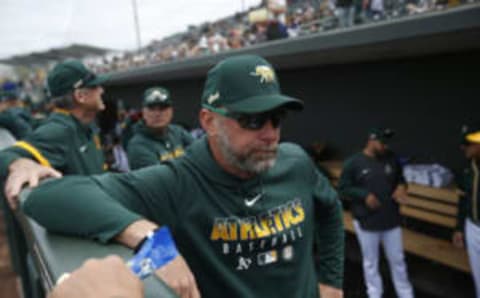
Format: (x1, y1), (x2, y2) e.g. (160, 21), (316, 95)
(0, 109), (105, 177)
(127, 122), (194, 170)
(23, 137), (344, 298)
(456, 159), (480, 230)
(0, 108), (32, 139)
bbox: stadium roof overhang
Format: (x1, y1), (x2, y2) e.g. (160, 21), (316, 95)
(0, 44), (112, 67)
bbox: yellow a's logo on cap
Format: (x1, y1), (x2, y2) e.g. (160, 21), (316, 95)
(250, 65), (275, 83)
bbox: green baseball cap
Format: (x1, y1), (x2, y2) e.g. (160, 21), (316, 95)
(142, 87), (172, 107)
(201, 55), (303, 114)
(369, 128), (395, 144)
(47, 60), (109, 97)
(461, 123), (480, 145)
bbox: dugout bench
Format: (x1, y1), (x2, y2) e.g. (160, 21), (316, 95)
(319, 160), (470, 273)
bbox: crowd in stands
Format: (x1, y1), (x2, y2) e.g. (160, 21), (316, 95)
(85, 0), (478, 74)
(1, 0), (477, 102)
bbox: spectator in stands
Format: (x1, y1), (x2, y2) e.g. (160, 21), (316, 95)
(338, 128), (414, 298)
(206, 31), (230, 54)
(266, 15), (289, 40)
(228, 27), (246, 49)
(453, 123), (480, 298)
(366, 0), (386, 20)
(19, 55), (344, 298)
(335, 0), (355, 27)
(251, 22), (268, 43)
(127, 87), (193, 170)
(1, 59), (109, 209)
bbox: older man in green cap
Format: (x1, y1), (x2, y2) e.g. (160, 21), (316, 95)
(1, 59), (109, 209)
(19, 55), (344, 298)
(453, 123), (480, 298)
(127, 87), (193, 170)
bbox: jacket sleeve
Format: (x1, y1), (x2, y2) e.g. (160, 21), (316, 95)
(313, 170), (344, 289)
(0, 123), (70, 176)
(338, 158), (369, 201)
(22, 165), (180, 243)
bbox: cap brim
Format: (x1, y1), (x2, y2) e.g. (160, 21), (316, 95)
(466, 131), (480, 144)
(144, 102), (172, 108)
(86, 74), (110, 87)
(225, 94), (304, 114)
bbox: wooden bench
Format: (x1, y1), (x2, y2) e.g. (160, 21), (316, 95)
(319, 160), (471, 273)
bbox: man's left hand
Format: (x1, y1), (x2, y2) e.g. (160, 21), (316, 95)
(392, 184), (408, 204)
(4, 158), (62, 210)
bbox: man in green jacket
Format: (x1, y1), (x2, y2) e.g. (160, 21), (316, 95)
(0, 89), (32, 139)
(1, 59), (109, 209)
(127, 87), (193, 170)
(453, 123), (480, 298)
(20, 55), (344, 298)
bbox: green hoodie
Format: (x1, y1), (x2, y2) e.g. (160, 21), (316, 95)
(0, 110), (104, 176)
(23, 137), (344, 297)
(127, 122), (194, 170)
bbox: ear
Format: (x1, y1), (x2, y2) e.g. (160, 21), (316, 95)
(199, 108), (217, 136)
(73, 89), (86, 104)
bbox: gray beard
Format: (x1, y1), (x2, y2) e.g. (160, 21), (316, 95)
(216, 122), (277, 175)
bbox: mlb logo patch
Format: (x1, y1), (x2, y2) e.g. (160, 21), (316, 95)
(257, 250), (278, 266)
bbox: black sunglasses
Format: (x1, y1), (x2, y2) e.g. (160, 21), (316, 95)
(207, 105), (287, 130)
(147, 103), (171, 110)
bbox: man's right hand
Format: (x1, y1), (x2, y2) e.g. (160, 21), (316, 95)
(365, 193), (381, 210)
(48, 255), (143, 298)
(452, 231), (464, 248)
(4, 158), (62, 210)
(156, 255), (201, 298)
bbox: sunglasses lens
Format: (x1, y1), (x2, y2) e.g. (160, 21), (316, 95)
(235, 111), (285, 130)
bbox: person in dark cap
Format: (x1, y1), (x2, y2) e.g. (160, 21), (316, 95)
(0, 85), (32, 139)
(1, 59), (110, 209)
(453, 123), (480, 298)
(338, 128), (414, 298)
(127, 87), (193, 170)
(16, 55), (344, 298)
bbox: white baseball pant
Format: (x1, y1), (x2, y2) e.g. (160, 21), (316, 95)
(466, 218), (480, 298)
(353, 220), (414, 298)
